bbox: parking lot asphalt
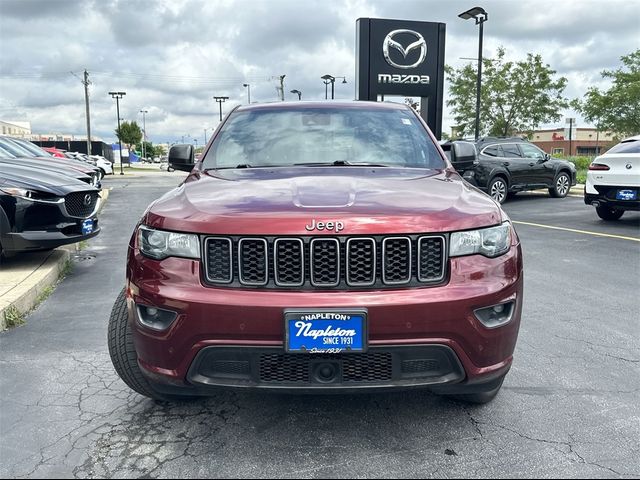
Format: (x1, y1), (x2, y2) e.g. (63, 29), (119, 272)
(1, 173), (638, 479)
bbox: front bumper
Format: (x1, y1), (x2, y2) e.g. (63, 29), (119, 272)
(127, 241), (524, 392)
(1, 220), (100, 253)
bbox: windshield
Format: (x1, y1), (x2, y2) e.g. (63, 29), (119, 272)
(202, 106), (445, 169)
(11, 139), (51, 157)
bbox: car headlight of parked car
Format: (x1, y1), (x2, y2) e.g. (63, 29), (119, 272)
(0, 187), (62, 203)
(138, 225), (200, 260)
(450, 222), (511, 258)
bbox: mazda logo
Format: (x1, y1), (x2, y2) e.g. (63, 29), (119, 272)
(626, 163), (633, 170)
(383, 29), (427, 69)
(83, 194), (92, 206)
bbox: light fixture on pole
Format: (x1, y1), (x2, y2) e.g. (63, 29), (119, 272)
(321, 75), (347, 100)
(139, 109), (148, 161)
(290, 89), (302, 100)
(213, 96), (229, 122)
(242, 83), (251, 104)
(458, 6), (488, 140)
(108, 91), (126, 175)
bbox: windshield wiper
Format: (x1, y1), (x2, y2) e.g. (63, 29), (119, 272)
(294, 160), (388, 167)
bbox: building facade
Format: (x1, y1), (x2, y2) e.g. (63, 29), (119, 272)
(0, 120), (31, 136)
(529, 128), (616, 156)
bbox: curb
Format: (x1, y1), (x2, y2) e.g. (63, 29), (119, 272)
(0, 187), (111, 331)
(0, 249), (71, 330)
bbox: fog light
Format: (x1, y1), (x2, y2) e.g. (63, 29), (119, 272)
(474, 301), (515, 329)
(136, 304), (178, 331)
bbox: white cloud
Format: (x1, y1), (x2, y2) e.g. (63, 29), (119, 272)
(0, 0), (636, 142)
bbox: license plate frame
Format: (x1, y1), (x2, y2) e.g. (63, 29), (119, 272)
(284, 308), (368, 354)
(81, 219), (94, 235)
(616, 189), (637, 201)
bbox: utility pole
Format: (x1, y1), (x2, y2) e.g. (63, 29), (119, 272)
(139, 110), (148, 161)
(213, 96), (229, 122)
(108, 91), (126, 175)
(83, 70), (92, 155)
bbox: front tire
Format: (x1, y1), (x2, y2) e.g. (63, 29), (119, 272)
(549, 172), (571, 198)
(107, 288), (193, 402)
(488, 177), (508, 204)
(596, 206), (624, 221)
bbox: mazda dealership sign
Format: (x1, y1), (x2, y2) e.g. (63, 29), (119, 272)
(356, 18), (446, 138)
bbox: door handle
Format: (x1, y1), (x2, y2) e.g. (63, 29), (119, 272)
(502, 162), (510, 167)
(529, 162), (535, 167)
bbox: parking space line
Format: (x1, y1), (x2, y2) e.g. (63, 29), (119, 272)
(512, 220), (640, 242)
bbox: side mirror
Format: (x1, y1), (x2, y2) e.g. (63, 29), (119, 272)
(450, 141), (477, 172)
(169, 144), (195, 172)
(538, 153), (550, 163)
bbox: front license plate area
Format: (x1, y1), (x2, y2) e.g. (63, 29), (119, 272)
(284, 309), (367, 354)
(616, 189), (637, 201)
(81, 219), (94, 235)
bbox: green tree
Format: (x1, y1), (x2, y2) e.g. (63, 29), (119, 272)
(446, 48), (569, 137)
(572, 49), (640, 138)
(115, 121), (143, 149)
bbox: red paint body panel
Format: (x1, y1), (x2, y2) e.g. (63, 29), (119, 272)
(127, 242), (523, 386)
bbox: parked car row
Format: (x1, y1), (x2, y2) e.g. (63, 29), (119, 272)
(38, 145), (114, 178)
(0, 136), (102, 259)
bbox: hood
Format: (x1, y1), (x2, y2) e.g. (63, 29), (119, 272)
(0, 158), (91, 183)
(146, 167), (503, 235)
(0, 163), (98, 195)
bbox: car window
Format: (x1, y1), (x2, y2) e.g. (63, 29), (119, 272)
(501, 143), (524, 158)
(607, 139), (640, 154)
(482, 145), (504, 157)
(11, 139), (51, 157)
(519, 143), (546, 159)
(203, 107), (446, 169)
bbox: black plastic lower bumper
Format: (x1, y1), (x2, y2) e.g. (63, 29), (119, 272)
(0, 223), (100, 253)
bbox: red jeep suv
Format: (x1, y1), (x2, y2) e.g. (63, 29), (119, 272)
(108, 101), (523, 404)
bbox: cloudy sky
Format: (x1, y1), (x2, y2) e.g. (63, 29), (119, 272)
(0, 0), (638, 144)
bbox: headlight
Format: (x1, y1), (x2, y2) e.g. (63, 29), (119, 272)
(450, 222), (511, 258)
(138, 225), (200, 260)
(0, 187), (62, 203)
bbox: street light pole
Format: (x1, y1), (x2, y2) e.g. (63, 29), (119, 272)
(290, 89), (302, 100)
(459, 6), (488, 140)
(213, 96), (229, 122)
(243, 83), (251, 104)
(321, 75), (347, 100)
(139, 109), (148, 161)
(108, 91), (126, 175)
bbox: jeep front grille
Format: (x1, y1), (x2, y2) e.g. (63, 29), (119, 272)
(203, 235), (447, 290)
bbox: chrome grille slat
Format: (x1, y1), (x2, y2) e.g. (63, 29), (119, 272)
(310, 238), (340, 286)
(346, 238), (376, 286)
(204, 237), (233, 283)
(274, 238), (304, 286)
(418, 236), (446, 283)
(382, 237), (412, 285)
(203, 235), (446, 289)
(238, 238), (268, 285)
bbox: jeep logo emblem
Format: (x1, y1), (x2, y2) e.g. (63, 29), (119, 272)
(305, 220), (344, 232)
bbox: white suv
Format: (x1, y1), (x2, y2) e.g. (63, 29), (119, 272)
(585, 135), (640, 221)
